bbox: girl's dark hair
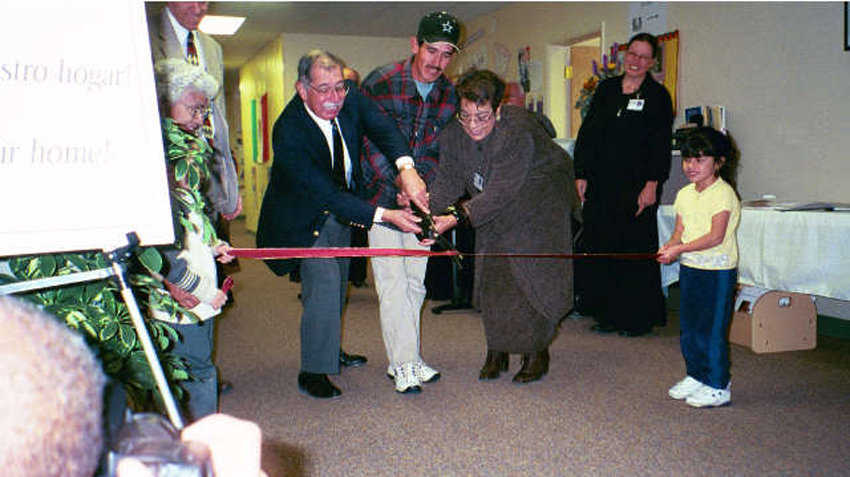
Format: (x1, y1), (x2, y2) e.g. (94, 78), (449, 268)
(455, 69), (505, 111)
(628, 32), (659, 59)
(681, 126), (739, 187)
(681, 126), (730, 159)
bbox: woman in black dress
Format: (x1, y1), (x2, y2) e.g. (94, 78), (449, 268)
(573, 33), (673, 336)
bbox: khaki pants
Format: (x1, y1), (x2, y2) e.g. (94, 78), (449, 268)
(369, 224), (429, 368)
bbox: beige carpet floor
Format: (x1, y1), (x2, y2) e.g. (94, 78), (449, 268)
(216, 218), (850, 476)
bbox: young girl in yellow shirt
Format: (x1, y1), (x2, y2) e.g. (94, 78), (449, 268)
(658, 127), (740, 408)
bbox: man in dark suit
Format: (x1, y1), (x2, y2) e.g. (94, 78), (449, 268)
(256, 50), (423, 399)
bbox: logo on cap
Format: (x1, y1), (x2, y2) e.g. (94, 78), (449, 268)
(417, 11), (461, 50)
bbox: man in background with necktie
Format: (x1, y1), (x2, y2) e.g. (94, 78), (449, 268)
(149, 2), (241, 225)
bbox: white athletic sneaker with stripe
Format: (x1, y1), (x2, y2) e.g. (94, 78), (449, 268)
(392, 362), (422, 394)
(387, 361), (441, 383)
(668, 376), (703, 400)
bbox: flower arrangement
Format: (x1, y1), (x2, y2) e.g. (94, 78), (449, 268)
(574, 42), (624, 119)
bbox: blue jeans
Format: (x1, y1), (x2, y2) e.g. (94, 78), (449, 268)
(679, 265), (737, 389)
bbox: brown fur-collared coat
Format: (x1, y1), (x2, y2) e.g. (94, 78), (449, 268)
(430, 105), (578, 349)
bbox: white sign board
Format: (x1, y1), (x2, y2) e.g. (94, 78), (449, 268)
(0, 0), (173, 257)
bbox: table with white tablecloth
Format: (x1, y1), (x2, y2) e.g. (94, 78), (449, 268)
(657, 205), (850, 301)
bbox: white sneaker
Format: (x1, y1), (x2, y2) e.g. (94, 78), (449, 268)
(387, 361), (441, 383)
(392, 362), (422, 394)
(686, 383), (731, 408)
(413, 362), (441, 383)
(668, 376), (703, 400)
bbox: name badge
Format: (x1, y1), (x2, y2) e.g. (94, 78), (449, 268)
(627, 99), (645, 111)
(473, 172), (484, 191)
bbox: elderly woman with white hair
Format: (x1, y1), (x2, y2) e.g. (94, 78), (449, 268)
(151, 58), (234, 421)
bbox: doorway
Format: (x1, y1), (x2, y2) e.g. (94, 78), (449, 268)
(567, 35), (601, 138)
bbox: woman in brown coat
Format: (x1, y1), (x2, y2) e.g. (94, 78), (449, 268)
(427, 70), (578, 383)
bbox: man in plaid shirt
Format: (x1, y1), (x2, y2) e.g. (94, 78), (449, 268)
(360, 11), (460, 394)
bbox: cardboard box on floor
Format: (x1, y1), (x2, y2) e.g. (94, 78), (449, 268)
(729, 288), (817, 353)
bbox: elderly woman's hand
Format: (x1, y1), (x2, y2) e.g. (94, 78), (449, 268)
(215, 243), (235, 263)
(433, 214), (457, 235)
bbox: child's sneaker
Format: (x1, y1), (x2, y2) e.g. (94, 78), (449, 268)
(685, 383), (731, 408)
(668, 376), (703, 400)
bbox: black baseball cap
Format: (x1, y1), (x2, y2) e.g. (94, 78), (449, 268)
(417, 11), (461, 50)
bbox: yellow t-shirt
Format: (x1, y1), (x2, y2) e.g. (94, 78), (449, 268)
(673, 177), (741, 270)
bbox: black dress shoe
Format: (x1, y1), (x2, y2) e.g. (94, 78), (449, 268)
(339, 350), (367, 367)
(513, 348), (550, 384)
(591, 323), (618, 334)
(297, 372), (342, 399)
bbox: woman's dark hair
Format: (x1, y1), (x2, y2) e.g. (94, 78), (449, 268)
(628, 32), (659, 59)
(455, 69), (505, 111)
(681, 126), (738, 187)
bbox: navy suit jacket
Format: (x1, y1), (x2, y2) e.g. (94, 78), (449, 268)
(256, 89), (410, 275)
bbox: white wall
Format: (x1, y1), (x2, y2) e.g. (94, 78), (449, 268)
(668, 2), (850, 203)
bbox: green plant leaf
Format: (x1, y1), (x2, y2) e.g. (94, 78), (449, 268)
(119, 324), (137, 349)
(100, 320), (119, 341)
(38, 255), (57, 276)
(137, 247), (163, 274)
(57, 285), (84, 304)
(171, 369), (189, 381)
(64, 254), (91, 271)
(79, 319), (97, 339)
(84, 281), (107, 302)
(175, 159), (188, 181)
(187, 166), (200, 189)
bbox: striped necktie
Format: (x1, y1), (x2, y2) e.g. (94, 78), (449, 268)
(186, 32), (214, 143)
(186, 31), (199, 65)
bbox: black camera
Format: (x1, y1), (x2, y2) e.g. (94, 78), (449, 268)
(106, 412), (213, 477)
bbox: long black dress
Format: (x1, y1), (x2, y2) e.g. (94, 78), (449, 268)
(573, 74), (673, 334)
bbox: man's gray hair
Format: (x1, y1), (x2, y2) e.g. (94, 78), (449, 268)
(297, 49), (346, 85)
(0, 296), (106, 477)
(154, 58), (220, 106)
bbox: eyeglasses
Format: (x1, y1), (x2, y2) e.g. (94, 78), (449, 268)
(308, 82), (349, 96)
(183, 102), (210, 120)
(457, 111), (494, 125)
(626, 51), (654, 62)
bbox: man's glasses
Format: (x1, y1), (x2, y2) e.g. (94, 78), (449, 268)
(308, 82), (349, 96)
(457, 111), (494, 125)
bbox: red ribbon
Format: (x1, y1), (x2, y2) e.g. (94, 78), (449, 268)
(229, 248), (657, 260)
